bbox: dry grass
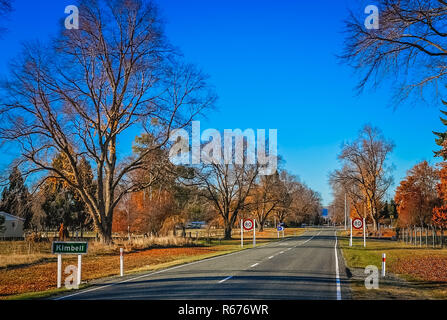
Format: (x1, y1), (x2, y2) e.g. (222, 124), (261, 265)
(0, 236), (197, 269)
(0, 227), (305, 299)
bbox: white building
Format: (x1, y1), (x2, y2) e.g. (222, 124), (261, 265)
(0, 212), (25, 238)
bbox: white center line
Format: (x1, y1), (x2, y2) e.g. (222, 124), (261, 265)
(268, 255), (275, 259)
(279, 251), (285, 254)
(218, 275), (233, 283)
(250, 263), (259, 268)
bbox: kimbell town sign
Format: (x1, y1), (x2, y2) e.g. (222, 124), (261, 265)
(52, 242), (88, 255)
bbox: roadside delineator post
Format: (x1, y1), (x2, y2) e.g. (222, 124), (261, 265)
(382, 253), (386, 277)
(120, 248), (124, 277)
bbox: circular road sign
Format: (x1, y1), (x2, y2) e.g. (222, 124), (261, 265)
(243, 219), (254, 231)
(277, 226), (284, 231)
(352, 218), (363, 230)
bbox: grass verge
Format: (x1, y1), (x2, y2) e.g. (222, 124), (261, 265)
(338, 231), (447, 299)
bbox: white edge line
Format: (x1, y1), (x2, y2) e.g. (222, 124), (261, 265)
(334, 230), (342, 301)
(250, 263), (259, 268)
(218, 275), (233, 283)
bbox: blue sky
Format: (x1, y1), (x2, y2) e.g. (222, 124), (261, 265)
(0, 0), (444, 205)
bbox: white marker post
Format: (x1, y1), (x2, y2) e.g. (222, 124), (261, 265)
(349, 218), (352, 247)
(282, 229), (285, 238)
(382, 253), (386, 277)
(253, 219), (257, 247)
(363, 218), (366, 247)
(120, 248), (124, 277)
(57, 254), (62, 288)
(77, 254), (82, 286)
(240, 219), (243, 248)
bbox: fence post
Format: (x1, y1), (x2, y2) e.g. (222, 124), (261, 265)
(420, 227), (422, 247)
(433, 225), (435, 248)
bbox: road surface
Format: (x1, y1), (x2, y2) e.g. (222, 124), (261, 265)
(55, 228), (351, 300)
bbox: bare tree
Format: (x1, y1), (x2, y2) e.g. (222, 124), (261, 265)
(342, 0), (447, 104)
(190, 153), (260, 239)
(270, 171), (322, 226)
(250, 172), (284, 232)
(0, 0), (215, 243)
(330, 125), (394, 231)
(289, 182), (322, 225)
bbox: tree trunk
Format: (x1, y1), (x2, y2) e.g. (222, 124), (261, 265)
(224, 223), (232, 240)
(258, 218), (266, 232)
(371, 216), (377, 232)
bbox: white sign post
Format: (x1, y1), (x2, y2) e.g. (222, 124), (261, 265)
(52, 241), (88, 288)
(253, 219), (256, 247)
(57, 254), (62, 288)
(382, 253), (386, 277)
(352, 218), (364, 247)
(77, 255), (82, 286)
(349, 218), (352, 247)
(363, 218), (366, 247)
(240, 219), (244, 248)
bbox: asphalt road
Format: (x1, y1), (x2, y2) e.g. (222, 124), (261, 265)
(55, 228), (351, 300)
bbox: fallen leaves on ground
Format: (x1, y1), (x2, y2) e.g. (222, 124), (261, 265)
(393, 255), (447, 282)
(0, 246), (217, 297)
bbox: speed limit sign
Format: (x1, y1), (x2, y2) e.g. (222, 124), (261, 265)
(243, 219), (254, 231)
(352, 218), (363, 230)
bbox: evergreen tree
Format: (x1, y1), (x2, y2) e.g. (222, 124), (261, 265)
(37, 154), (94, 234)
(0, 166), (32, 229)
(433, 101), (447, 160)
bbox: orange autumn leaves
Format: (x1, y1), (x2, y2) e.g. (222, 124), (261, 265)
(433, 163), (447, 229)
(394, 161), (447, 229)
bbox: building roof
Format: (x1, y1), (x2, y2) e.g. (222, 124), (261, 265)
(0, 212), (25, 221)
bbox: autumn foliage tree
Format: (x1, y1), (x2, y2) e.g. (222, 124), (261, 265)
(394, 161), (439, 227)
